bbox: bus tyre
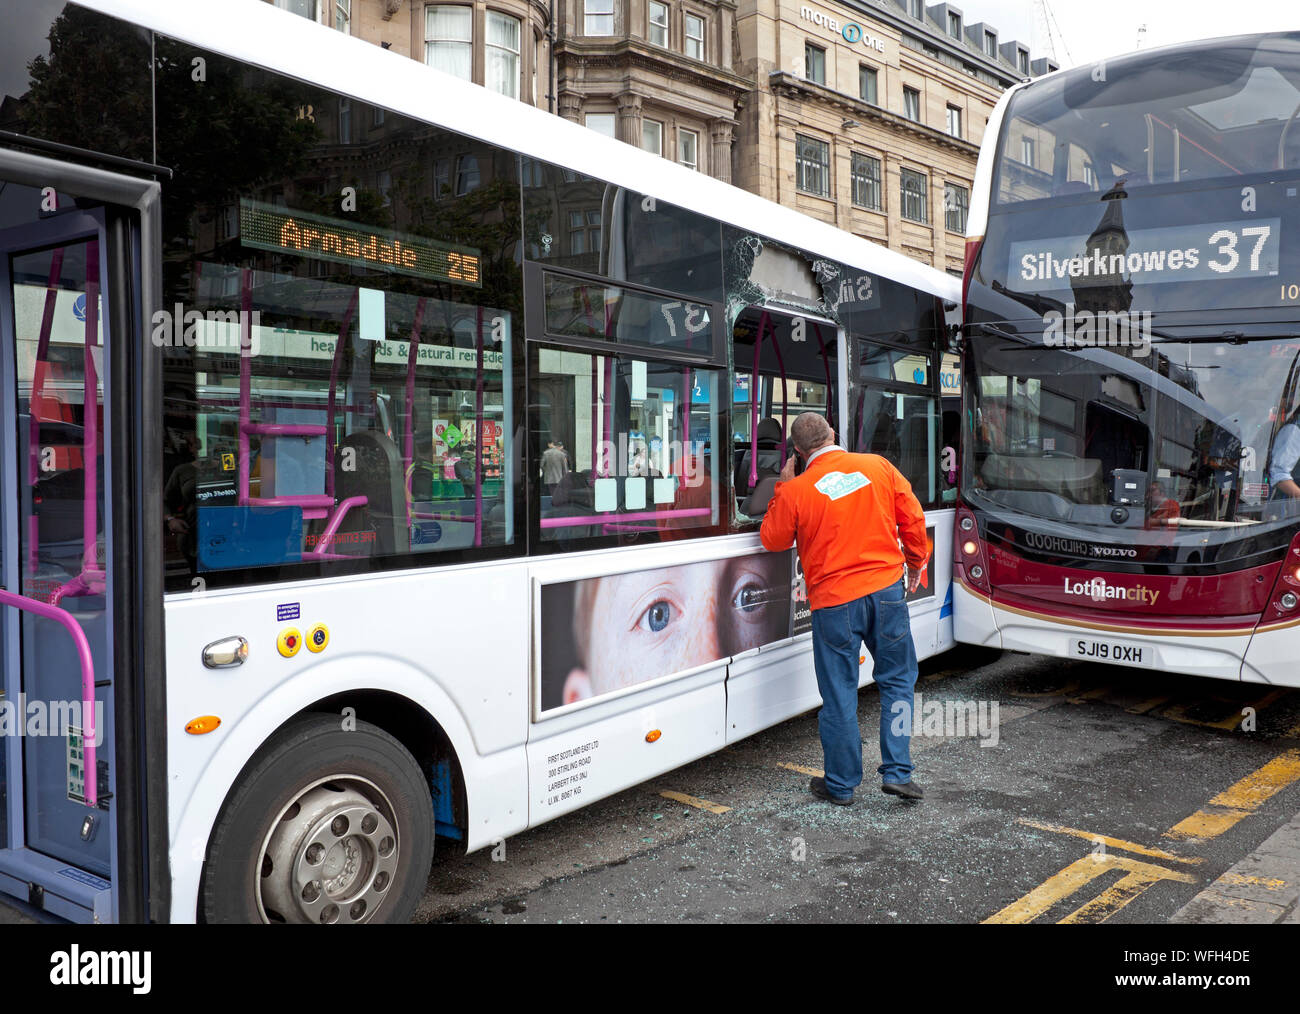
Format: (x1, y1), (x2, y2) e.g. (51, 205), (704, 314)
(201, 714), (434, 924)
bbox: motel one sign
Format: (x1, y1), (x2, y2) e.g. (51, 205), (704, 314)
(799, 5), (886, 54)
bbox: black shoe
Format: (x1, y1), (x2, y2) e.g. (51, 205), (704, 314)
(881, 781), (924, 800)
(809, 776), (854, 806)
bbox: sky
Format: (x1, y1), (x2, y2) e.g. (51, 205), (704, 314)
(958, 0), (1300, 69)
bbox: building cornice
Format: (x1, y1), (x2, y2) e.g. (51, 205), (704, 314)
(556, 40), (752, 98)
(768, 70), (980, 157)
(809, 0), (1030, 88)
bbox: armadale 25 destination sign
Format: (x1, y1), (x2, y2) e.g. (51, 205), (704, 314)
(240, 199), (482, 287)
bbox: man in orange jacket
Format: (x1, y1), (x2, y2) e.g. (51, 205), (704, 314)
(760, 412), (930, 804)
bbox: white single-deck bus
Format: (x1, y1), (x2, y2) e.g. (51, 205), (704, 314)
(958, 32), (1300, 687)
(0, 0), (958, 923)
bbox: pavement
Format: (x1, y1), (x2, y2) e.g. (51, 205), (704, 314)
(1171, 811), (1300, 924)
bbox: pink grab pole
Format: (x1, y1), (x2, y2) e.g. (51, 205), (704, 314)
(0, 590), (98, 807)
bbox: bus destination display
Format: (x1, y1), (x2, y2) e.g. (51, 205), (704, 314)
(1009, 218), (1281, 292)
(239, 199), (482, 287)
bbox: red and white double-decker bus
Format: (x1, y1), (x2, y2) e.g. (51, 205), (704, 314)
(959, 31), (1300, 685)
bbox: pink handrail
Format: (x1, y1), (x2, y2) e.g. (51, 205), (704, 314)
(0, 589), (97, 807)
(302, 496), (368, 559)
(473, 306), (484, 548)
(401, 298), (428, 528)
(749, 314), (764, 488)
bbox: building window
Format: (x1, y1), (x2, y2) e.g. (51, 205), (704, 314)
(946, 104), (962, 138)
(947, 12), (961, 38)
(334, 0), (350, 32)
(568, 209), (602, 255)
(944, 182), (969, 232)
(805, 43), (826, 84)
(684, 14), (704, 60)
(642, 119), (663, 156)
(585, 0), (614, 36)
(984, 31), (997, 57)
(532, 33), (541, 103)
(678, 127), (699, 170)
(905, 0), (922, 18)
(851, 152), (881, 210)
(1083, 162), (1095, 186)
(859, 65), (878, 104)
(795, 134), (830, 197)
(903, 86), (920, 122)
(585, 112), (616, 137)
(1021, 136), (1036, 166)
(377, 169), (392, 206)
(373, 106), (385, 127)
(486, 11), (521, 99)
(454, 154), (481, 195)
(338, 96), (351, 143)
(649, 1), (669, 47)
(900, 167), (928, 223)
(1018, 49), (1030, 74)
(425, 6), (472, 80)
(276, 0), (319, 20)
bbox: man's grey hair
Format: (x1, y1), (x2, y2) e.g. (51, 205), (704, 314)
(790, 412), (833, 455)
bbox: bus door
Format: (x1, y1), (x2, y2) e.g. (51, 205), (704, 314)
(0, 201), (120, 921)
(725, 305), (842, 743)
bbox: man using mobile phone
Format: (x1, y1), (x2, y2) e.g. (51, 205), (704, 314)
(760, 412), (929, 805)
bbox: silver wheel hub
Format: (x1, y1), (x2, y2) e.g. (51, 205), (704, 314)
(258, 780), (399, 924)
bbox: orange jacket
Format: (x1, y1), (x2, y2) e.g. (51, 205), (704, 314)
(760, 447), (929, 610)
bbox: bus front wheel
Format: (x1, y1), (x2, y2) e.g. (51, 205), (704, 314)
(201, 714), (434, 924)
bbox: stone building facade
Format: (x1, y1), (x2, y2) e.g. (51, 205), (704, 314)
(262, 0), (1056, 271)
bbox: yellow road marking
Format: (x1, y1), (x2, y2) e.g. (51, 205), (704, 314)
(1058, 859), (1196, 924)
(1157, 689), (1288, 731)
(1065, 685), (1113, 704)
(776, 762), (824, 777)
(659, 791), (730, 814)
(1218, 873), (1288, 890)
(1164, 808), (1252, 842)
(1208, 749), (1300, 810)
(1126, 696), (1171, 715)
(984, 854), (1195, 924)
(1016, 819), (1202, 865)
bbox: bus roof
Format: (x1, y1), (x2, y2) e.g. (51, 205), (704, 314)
(71, 0), (958, 304)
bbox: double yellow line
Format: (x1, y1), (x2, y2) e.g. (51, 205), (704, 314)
(985, 748), (1300, 924)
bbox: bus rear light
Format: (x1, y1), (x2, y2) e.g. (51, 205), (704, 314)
(955, 506), (991, 595)
(1262, 532), (1300, 621)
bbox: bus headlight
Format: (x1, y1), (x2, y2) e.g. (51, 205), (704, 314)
(962, 540), (978, 556)
(960, 516), (974, 532)
(1282, 592), (1298, 610)
(970, 565), (984, 581)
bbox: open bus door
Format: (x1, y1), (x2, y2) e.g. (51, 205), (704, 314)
(0, 148), (164, 923)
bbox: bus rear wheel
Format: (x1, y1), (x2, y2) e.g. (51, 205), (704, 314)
(201, 714), (434, 924)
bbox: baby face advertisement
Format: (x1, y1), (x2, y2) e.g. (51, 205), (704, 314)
(538, 551), (796, 712)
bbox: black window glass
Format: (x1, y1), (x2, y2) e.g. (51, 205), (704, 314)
(521, 158), (724, 302)
(0, 3), (154, 166)
(155, 41), (523, 592)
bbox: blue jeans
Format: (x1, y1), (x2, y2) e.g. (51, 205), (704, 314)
(809, 579), (918, 797)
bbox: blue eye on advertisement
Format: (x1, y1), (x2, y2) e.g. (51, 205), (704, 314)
(538, 551), (794, 712)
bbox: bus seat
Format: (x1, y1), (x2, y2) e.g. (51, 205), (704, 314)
(735, 417), (783, 497)
(335, 430), (408, 555)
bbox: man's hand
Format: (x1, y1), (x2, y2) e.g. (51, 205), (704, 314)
(906, 566), (924, 594)
(779, 454), (799, 482)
